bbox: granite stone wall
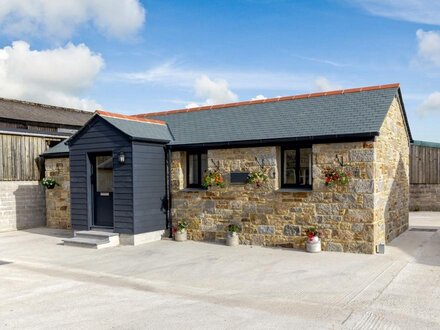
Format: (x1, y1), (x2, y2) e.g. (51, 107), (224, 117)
(45, 157), (71, 229)
(170, 100), (410, 254)
(171, 142), (378, 254)
(374, 97), (410, 244)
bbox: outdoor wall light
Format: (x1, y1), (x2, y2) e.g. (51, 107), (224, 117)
(118, 151), (125, 164)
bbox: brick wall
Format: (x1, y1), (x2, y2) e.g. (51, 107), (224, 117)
(45, 157), (71, 229)
(0, 181), (46, 232)
(410, 184), (440, 211)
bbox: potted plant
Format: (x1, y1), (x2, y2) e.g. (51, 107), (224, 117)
(225, 224), (241, 246)
(41, 178), (58, 189)
(246, 170), (268, 188)
(202, 170), (225, 188)
(305, 226), (321, 253)
(173, 220), (188, 241)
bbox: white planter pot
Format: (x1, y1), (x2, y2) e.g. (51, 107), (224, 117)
(306, 239), (321, 253)
(226, 232), (239, 246)
(174, 230), (187, 242)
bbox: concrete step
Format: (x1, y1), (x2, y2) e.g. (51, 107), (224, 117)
(76, 230), (119, 241)
(63, 231), (119, 249)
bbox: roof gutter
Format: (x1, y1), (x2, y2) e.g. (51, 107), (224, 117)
(40, 152), (69, 158)
(166, 132), (379, 150)
(0, 129), (70, 139)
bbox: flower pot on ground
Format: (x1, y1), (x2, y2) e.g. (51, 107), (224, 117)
(173, 221), (188, 242)
(225, 224), (241, 246)
(305, 226), (321, 253)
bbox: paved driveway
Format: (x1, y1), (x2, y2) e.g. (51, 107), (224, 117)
(0, 212), (439, 329)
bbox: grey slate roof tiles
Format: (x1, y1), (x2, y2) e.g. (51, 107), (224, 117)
(144, 85), (402, 145)
(43, 83), (412, 155)
(100, 115), (173, 142)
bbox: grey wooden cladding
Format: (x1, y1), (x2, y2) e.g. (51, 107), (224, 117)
(0, 134), (55, 181)
(132, 142), (166, 234)
(69, 116), (168, 235)
(69, 118), (133, 232)
(410, 144), (440, 184)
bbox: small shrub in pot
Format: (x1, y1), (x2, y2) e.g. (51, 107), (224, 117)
(225, 224), (241, 246)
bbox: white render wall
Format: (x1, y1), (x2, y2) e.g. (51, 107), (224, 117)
(0, 181), (46, 232)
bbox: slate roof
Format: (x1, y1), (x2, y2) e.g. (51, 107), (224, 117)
(42, 139), (69, 156)
(0, 97), (92, 127)
(65, 111), (172, 148)
(136, 83), (411, 146)
(96, 111), (173, 143)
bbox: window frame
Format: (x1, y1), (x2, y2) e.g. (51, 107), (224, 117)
(186, 150), (208, 188)
(281, 146), (313, 189)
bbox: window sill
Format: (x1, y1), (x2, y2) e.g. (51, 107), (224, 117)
(276, 188), (312, 193)
(180, 187), (207, 192)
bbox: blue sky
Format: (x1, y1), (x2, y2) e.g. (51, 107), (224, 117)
(0, 0), (439, 141)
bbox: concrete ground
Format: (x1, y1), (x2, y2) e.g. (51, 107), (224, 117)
(0, 213), (439, 329)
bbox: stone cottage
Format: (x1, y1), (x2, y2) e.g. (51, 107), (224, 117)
(43, 83), (412, 253)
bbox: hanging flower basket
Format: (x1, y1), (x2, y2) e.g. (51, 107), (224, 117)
(323, 166), (350, 186)
(41, 178), (58, 189)
(246, 170), (268, 188)
(202, 170), (225, 188)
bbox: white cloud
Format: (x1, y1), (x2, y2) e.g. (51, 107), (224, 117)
(416, 29), (440, 67)
(0, 41), (104, 110)
(313, 76), (342, 92)
(193, 75), (238, 106)
(351, 0), (440, 25)
(185, 102), (200, 109)
(418, 92), (440, 115)
(113, 61), (320, 91)
(251, 94), (267, 101)
(0, 0), (145, 40)
(294, 55), (348, 67)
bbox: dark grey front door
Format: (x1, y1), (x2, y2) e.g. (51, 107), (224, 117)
(91, 153), (114, 227)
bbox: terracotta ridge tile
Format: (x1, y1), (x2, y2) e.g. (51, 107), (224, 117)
(134, 83), (400, 118)
(95, 110), (167, 125)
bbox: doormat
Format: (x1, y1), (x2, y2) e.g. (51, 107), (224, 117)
(409, 228), (438, 232)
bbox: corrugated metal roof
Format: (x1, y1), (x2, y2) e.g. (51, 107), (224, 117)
(146, 86), (402, 146)
(0, 97), (93, 127)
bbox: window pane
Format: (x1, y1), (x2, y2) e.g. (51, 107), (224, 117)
(284, 150), (296, 184)
(200, 153), (207, 177)
(299, 148), (312, 185)
(96, 155), (113, 192)
(188, 154), (199, 185)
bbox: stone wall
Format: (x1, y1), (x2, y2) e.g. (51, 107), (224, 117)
(374, 97), (410, 244)
(410, 184), (440, 211)
(45, 157), (71, 229)
(171, 142), (378, 254)
(0, 181), (45, 232)
(170, 99), (410, 254)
